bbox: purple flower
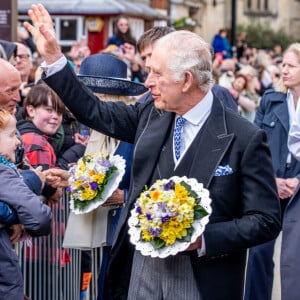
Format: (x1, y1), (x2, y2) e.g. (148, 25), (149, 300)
(99, 157), (111, 168)
(90, 182), (98, 190)
(157, 202), (167, 210)
(136, 206), (142, 214)
(148, 227), (162, 237)
(146, 213), (152, 220)
(161, 215), (169, 223)
(164, 179), (175, 190)
(66, 186), (71, 192)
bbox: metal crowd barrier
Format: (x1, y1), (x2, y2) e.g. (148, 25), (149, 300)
(16, 190), (102, 300)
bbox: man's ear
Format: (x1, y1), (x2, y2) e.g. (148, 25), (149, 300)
(182, 71), (193, 93)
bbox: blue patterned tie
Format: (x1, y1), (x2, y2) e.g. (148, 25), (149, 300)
(174, 116), (186, 160)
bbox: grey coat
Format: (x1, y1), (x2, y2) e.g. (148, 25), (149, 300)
(0, 164), (52, 300)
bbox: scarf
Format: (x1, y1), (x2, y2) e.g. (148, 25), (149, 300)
(0, 155), (21, 177)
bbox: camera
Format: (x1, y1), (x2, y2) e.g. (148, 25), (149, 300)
(15, 144), (25, 168)
(15, 132), (30, 169)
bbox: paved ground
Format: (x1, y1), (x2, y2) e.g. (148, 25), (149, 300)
(272, 232), (281, 300)
(245, 232), (282, 300)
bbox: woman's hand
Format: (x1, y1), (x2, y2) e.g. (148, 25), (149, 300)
(276, 177), (299, 199)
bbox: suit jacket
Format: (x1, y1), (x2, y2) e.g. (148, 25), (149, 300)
(44, 64), (281, 300)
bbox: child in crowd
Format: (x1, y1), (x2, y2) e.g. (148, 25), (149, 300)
(17, 83), (69, 299)
(17, 83), (65, 200)
(0, 108), (52, 300)
(18, 83), (64, 165)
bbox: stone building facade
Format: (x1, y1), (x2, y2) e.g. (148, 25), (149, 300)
(18, 0), (300, 52)
(165, 0), (300, 46)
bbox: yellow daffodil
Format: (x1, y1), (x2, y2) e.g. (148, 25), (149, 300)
(81, 188), (97, 201)
(175, 183), (188, 200)
(93, 174), (105, 184)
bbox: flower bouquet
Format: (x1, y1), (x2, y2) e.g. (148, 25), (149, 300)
(67, 152), (125, 214)
(128, 176), (212, 258)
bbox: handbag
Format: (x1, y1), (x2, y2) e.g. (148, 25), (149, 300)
(63, 206), (110, 249)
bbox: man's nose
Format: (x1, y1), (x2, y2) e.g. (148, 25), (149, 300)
(13, 90), (21, 102)
(144, 73), (153, 88)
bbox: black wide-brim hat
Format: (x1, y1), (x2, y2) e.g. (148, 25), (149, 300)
(77, 53), (148, 96)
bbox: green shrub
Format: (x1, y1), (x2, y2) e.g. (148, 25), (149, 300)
(237, 23), (297, 50)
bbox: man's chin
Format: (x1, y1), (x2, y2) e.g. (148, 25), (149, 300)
(153, 101), (165, 111)
(6, 106), (16, 115)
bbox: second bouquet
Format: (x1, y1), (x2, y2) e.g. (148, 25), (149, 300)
(67, 152), (125, 214)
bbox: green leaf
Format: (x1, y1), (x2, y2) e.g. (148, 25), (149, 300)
(180, 181), (192, 192)
(151, 238), (166, 250)
(194, 204), (209, 219)
(180, 181), (199, 199)
(177, 228), (193, 242)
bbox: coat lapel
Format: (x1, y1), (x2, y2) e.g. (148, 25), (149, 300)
(272, 94), (289, 134)
(130, 106), (174, 202)
(177, 98), (234, 188)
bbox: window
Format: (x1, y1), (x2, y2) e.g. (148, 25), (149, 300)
(55, 16), (85, 48)
(60, 19), (77, 40)
(247, 0), (268, 10)
(245, 0), (275, 16)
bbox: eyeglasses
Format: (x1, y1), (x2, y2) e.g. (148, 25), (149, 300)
(15, 54), (30, 61)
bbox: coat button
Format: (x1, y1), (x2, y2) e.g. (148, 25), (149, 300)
(270, 121), (275, 127)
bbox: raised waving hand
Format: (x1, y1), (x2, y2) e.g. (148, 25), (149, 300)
(24, 4), (63, 64)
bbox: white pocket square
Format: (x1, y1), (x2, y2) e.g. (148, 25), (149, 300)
(214, 164), (233, 176)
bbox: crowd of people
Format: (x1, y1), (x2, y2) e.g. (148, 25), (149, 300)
(1, 2), (300, 300)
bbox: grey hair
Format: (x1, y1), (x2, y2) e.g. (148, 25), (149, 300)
(154, 30), (214, 93)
